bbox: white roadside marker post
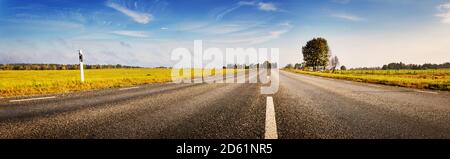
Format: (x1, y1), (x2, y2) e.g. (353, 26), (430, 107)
(79, 49), (85, 82)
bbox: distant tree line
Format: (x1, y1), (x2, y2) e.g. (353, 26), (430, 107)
(285, 63), (304, 69)
(0, 64), (141, 70)
(0, 62), (279, 71)
(381, 62), (450, 70)
(350, 62), (450, 70)
(224, 61), (278, 69)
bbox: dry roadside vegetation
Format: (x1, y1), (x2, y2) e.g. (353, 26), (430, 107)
(0, 68), (238, 97)
(285, 69), (450, 91)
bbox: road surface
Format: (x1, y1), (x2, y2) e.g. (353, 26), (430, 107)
(0, 70), (449, 139)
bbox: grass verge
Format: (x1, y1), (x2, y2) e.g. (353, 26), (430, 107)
(285, 69), (450, 91)
(0, 68), (239, 97)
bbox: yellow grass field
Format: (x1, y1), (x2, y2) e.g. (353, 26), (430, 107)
(0, 68), (237, 97)
(285, 69), (450, 91)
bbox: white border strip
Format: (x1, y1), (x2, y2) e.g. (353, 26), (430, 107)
(9, 96), (56, 103)
(414, 90), (438, 94)
(119, 86), (140, 91)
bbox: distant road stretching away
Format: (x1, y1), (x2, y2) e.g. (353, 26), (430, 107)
(0, 70), (449, 139)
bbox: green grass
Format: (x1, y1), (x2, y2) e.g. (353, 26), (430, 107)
(285, 69), (450, 91)
(0, 68), (239, 97)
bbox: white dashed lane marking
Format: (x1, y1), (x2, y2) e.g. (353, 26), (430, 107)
(264, 96), (278, 139)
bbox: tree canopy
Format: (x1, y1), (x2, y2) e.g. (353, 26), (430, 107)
(302, 37), (330, 71)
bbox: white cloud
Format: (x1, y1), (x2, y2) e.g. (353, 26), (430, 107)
(258, 2), (277, 11)
(106, 1), (153, 24)
(172, 21), (208, 31)
(179, 21), (266, 35)
(210, 29), (288, 45)
(216, 1), (277, 21)
(111, 30), (148, 38)
(197, 23), (256, 34)
(332, 13), (364, 21)
(209, 22), (292, 45)
(278, 22), (292, 27)
(437, 3), (450, 11)
(215, 5), (243, 21)
(119, 41), (132, 48)
(160, 27), (169, 30)
(332, 0), (351, 4)
(238, 1), (256, 6)
(436, 13), (450, 24)
(436, 3), (450, 24)
(269, 30), (287, 37)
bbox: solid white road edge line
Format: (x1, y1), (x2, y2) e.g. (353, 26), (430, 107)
(265, 96), (278, 139)
(367, 84), (382, 88)
(414, 90), (438, 94)
(9, 96), (56, 103)
(119, 86), (140, 91)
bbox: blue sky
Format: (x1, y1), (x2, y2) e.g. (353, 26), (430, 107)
(0, 0), (449, 68)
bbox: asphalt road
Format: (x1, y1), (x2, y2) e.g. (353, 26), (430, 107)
(0, 70), (449, 139)
(275, 71), (450, 139)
